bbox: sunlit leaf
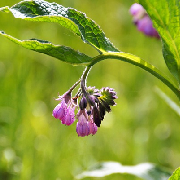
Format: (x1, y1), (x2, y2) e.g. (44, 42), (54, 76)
(0, 31), (92, 65)
(168, 167), (180, 180)
(75, 162), (171, 180)
(139, 0), (180, 84)
(0, 0), (119, 53)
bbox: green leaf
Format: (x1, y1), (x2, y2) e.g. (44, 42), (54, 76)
(75, 162), (171, 180)
(168, 167), (180, 180)
(0, 0), (119, 53)
(0, 31), (92, 65)
(139, 0), (180, 84)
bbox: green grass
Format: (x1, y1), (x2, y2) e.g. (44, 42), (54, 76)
(0, 0), (179, 179)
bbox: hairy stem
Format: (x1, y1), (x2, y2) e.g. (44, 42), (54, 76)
(68, 78), (81, 93)
(81, 66), (92, 95)
(88, 52), (180, 100)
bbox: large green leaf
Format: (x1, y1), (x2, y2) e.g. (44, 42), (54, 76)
(75, 162), (171, 180)
(168, 167), (180, 180)
(0, 31), (92, 65)
(139, 0), (180, 84)
(0, 0), (119, 53)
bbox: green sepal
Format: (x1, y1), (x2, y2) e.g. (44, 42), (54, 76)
(98, 87), (117, 112)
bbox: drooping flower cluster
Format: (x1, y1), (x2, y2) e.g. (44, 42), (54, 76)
(129, 3), (160, 39)
(52, 86), (117, 137)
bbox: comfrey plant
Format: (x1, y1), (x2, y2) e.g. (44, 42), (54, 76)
(1, 0), (180, 179)
(0, 0), (179, 140)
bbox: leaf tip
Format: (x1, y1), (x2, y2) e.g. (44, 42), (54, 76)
(0, 31), (5, 35)
(0, 6), (10, 13)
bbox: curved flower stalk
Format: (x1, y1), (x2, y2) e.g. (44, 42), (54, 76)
(130, 3), (160, 39)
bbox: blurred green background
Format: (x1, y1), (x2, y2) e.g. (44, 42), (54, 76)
(0, 0), (180, 179)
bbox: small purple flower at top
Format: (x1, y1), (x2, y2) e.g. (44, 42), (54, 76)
(129, 3), (160, 39)
(52, 91), (76, 126)
(129, 3), (145, 16)
(137, 15), (160, 39)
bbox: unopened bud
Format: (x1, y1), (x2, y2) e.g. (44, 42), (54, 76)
(93, 105), (101, 127)
(87, 110), (91, 116)
(79, 96), (87, 110)
(87, 95), (96, 106)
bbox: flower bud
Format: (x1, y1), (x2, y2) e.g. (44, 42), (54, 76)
(93, 105), (101, 127)
(137, 16), (159, 38)
(87, 110), (91, 116)
(79, 96), (87, 110)
(99, 103), (106, 120)
(129, 3), (160, 39)
(87, 95), (96, 106)
(129, 3), (145, 16)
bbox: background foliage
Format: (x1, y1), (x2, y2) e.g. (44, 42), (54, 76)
(0, 0), (179, 180)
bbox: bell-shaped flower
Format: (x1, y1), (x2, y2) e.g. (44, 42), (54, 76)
(52, 99), (67, 121)
(76, 110), (90, 137)
(88, 117), (98, 135)
(53, 91), (76, 125)
(129, 3), (160, 39)
(129, 3), (145, 17)
(137, 16), (159, 38)
(63, 107), (75, 126)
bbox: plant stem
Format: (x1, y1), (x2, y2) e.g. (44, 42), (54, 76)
(88, 52), (180, 100)
(68, 78), (81, 93)
(81, 66), (92, 95)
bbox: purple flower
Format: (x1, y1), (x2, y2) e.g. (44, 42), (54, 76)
(76, 110), (90, 137)
(52, 99), (66, 121)
(63, 107), (75, 126)
(129, 3), (145, 16)
(88, 118), (98, 135)
(129, 3), (160, 39)
(52, 91), (76, 126)
(137, 15), (160, 38)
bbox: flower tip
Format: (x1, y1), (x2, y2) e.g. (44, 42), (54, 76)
(129, 3), (144, 16)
